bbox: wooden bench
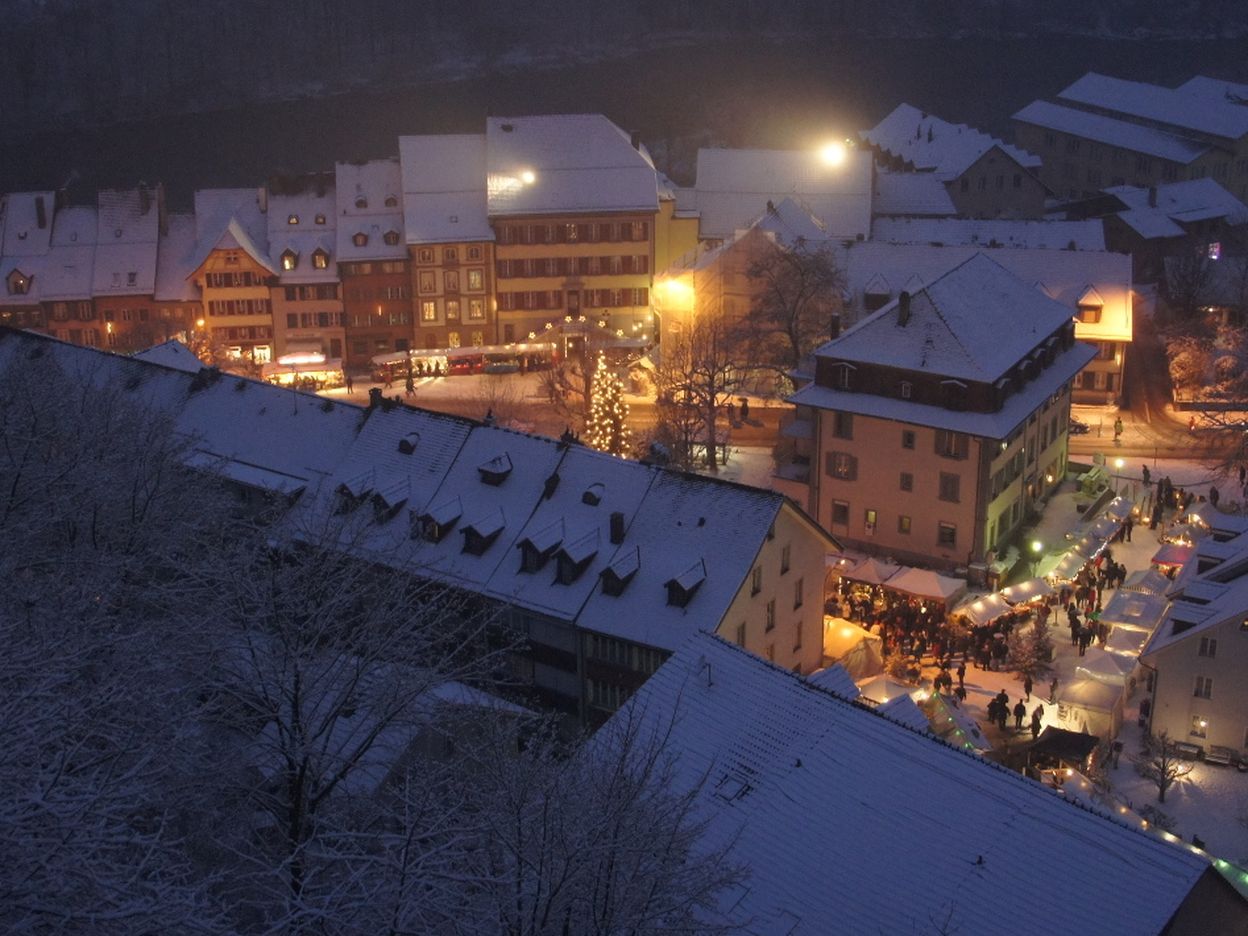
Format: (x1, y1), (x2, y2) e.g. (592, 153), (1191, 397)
(1172, 741), (1203, 760)
(1205, 745), (1235, 766)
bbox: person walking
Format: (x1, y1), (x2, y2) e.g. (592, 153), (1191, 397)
(1049, 677), (1058, 703)
(1210, 485), (1221, 510)
(1124, 516), (1133, 542)
(739, 397), (750, 421)
(345, 373), (354, 394)
(1013, 699), (1026, 731)
(1023, 675), (1033, 703)
(1114, 417), (1124, 441)
(954, 684), (967, 706)
(405, 375), (415, 397)
(956, 661), (966, 689)
(1240, 463), (1246, 488)
(1031, 707), (1043, 740)
(1142, 464), (1151, 486)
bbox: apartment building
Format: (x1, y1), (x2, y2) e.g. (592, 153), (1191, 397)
(1012, 73), (1248, 202)
(862, 104), (1047, 219)
(29, 201), (95, 343)
(92, 187), (163, 352)
(0, 191), (57, 335)
(781, 254), (1096, 575)
(398, 134), (497, 349)
(335, 159), (411, 369)
(190, 188), (275, 363)
(266, 173), (343, 362)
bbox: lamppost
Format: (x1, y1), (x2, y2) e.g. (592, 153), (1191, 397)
(1114, 457), (1125, 495)
(1031, 539), (1044, 577)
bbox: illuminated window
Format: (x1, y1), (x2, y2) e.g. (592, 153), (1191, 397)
(467, 268), (483, 290)
(311, 249), (329, 270)
(352, 232), (368, 248)
(1208, 242), (1222, 260)
(315, 214), (326, 225)
(467, 299), (485, 321)
(421, 301), (437, 322)
(287, 214), (299, 225)
(281, 250), (298, 271)
(383, 230), (400, 246)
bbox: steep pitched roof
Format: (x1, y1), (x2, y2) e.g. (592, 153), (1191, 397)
(334, 159), (406, 261)
(863, 103), (1040, 179)
(1143, 529), (1248, 657)
(1106, 179), (1248, 240)
(154, 213), (201, 301)
(693, 147), (873, 241)
(872, 169), (957, 218)
(398, 134), (492, 244)
(1058, 72), (1248, 142)
(607, 632), (1216, 936)
(1011, 100), (1210, 164)
(192, 188), (274, 274)
(94, 188), (160, 295)
(485, 114), (659, 216)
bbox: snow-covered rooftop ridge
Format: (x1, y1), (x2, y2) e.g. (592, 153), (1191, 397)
(820, 252), (1076, 383)
(1058, 72), (1248, 142)
(132, 338), (203, 373)
(1143, 526), (1248, 657)
(334, 159), (406, 260)
(1011, 100), (1210, 164)
(398, 134), (492, 244)
(747, 197), (833, 248)
(1, 191), (56, 257)
(1177, 75), (1248, 106)
(485, 114), (659, 216)
(872, 217), (1106, 251)
(693, 146), (874, 240)
(862, 102), (1040, 179)
(191, 188), (272, 274)
(154, 213), (201, 301)
(1107, 179), (1248, 240)
(94, 188), (161, 295)
(871, 169), (957, 218)
(607, 632), (1215, 936)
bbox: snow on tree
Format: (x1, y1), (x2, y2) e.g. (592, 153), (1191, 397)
(1133, 731), (1194, 803)
(1006, 618), (1054, 680)
(585, 351), (631, 456)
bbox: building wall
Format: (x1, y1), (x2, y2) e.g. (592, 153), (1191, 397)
(715, 502), (830, 676)
(410, 241), (496, 348)
(195, 249), (276, 361)
(271, 283), (344, 360)
(340, 259), (412, 370)
(493, 213), (655, 339)
(654, 198), (700, 276)
(947, 147), (1047, 219)
(1146, 616), (1248, 754)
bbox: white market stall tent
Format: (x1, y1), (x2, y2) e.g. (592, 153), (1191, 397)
(1121, 567), (1174, 596)
(1055, 677), (1124, 739)
(842, 557), (901, 586)
(885, 567), (967, 606)
(822, 618), (885, 681)
(953, 592), (1013, 627)
(1099, 589), (1168, 634)
(1001, 578), (1055, 605)
(1105, 627), (1151, 658)
(855, 675), (924, 706)
(1075, 647), (1135, 687)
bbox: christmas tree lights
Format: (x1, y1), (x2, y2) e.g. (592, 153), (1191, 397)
(586, 351), (630, 456)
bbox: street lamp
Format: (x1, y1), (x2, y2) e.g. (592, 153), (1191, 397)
(1030, 539), (1044, 577)
(1114, 457), (1125, 495)
(818, 141), (847, 166)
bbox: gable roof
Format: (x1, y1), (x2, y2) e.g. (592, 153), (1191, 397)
(93, 188), (160, 295)
(398, 134), (493, 244)
(607, 633), (1215, 936)
(863, 103), (1040, 180)
(154, 213), (201, 301)
(1142, 528), (1248, 657)
(1011, 100), (1210, 165)
(873, 217), (1105, 251)
(1058, 72), (1248, 142)
(40, 205), (97, 301)
(1177, 75), (1248, 107)
(1, 191), (55, 258)
(872, 169), (957, 218)
(192, 188), (274, 275)
(485, 114), (659, 217)
(1106, 179), (1248, 240)
(694, 147), (873, 241)
(822, 252), (1076, 383)
(334, 159), (406, 260)
(132, 339), (203, 372)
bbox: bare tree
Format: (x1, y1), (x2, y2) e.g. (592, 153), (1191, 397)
(740, 238), (844, 386)
(653, 317), (743, 473)
(1133, 731), (1194, 803)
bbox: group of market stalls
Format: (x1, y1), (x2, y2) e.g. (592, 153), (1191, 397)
(822, 496), (1180, 744)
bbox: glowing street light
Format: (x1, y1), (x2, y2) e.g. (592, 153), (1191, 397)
(519, 169), (536, 185)
(1114, 457), (1125, 494)
(1030, 539), (1044, 576)
(818, 141), (847, 167)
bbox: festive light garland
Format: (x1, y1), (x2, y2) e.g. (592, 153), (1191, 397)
(586, 351), (631, 456)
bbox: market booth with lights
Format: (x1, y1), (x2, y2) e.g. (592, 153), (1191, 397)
(262, 350), (345, 389)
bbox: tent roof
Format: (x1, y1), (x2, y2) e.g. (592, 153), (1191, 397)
(954, 592), (1012, 626)
(1001, 578), (1055, 604)
(1153, 542), (1194, 567)
(887, 566), (967, 602)
(1030, 727), (1100, 763)
(843, 557), (901, 585)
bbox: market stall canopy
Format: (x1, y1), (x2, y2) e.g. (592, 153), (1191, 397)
(1103, 496), (1134, 521)
(806, 663), (861, 701)
(855, 675), (922, 706)
(1029, 726), (1100, 766)
(886, 566), (967, 604)
(878, 695), (930, 733)
(1070, 529), (1109, 559)
(1121, 567), (1173, 596)
(1057, 676), (1124, 714)
(1088, 515), (1122, 541)
(1075, 647), (1134, 686)
(842, 557), (901, 585)
(922, 692), (992, 752)
(953, 592), (1012, 627)
(1099, 590), (1168, 633)
(1105, 626), (1150, 657)
(822, 618), (884, 681)
(1039, 549), (1087, 583)
(1001, 578), (1054, 605)
(1152, 542), (1194, 568)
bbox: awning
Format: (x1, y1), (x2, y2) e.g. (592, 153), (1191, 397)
(1105, 627), (1150, 657)
(1075, 648), (1134, 686)
(953, 592), (1013, 627)
(885, 567), (967, 604)
(1152, 542), (1194, 568)
(1088, 515), (1122, 540)
(1099, 590), (1168, 633)
(1057, 677), (1124, 713)
(371, 341), (556, 366)
(262, 357), (343, 378)
(1001, 578), (1054, 605)
(842, 557), (901, 586)
(1041, 549), (1087, 583)
(855, 675), (923, 706)
(1121, 567), (1173, 596)
(1103, 496), (1135, 521)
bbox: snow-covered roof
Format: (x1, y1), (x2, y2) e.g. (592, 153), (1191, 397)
(334, 159), (406, 260)
(485, 115), (659, 217)
(132, 339), (203, 372)
(748, 197), (834, 248)
(267, 182), (337, 284)
(154, 214), (201, 301)
(873, 217), (1105, 251)
(1011, 100), (1210, 164)
(1176, 75), (1248, 107)
(93, 188), (160, 295)
(1058, 72), (1248, 142)
(843, 241), (1133, 343)
(862, 103), (1040, 180)
(192, 188), (273, 274)
(608, 633), (1215, 936)
(1107, 179), (1248, 240)
(39, 205), (97, 301)
(1142, 530), (1248, 657)
(694, 147), (873, 241)
(871, 169), (957, 218)
(398, 134), (492, 244)
(825, 252), (1079, 383)
(0, 191), (55, 257)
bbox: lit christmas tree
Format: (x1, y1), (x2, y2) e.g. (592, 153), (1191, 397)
(586, 352), (630, 456)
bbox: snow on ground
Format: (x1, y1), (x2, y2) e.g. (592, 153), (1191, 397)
(700, 446), (776, 489)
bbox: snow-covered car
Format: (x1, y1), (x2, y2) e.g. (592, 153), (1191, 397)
(1069, 416), (1091, 435)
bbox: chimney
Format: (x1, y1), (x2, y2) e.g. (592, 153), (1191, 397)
(829, 312), (841, 340)
(630, 130), (642, 150)
(34, 196), (46, 229)
(766, 199), (776, 213)
(898, 291), (911, 327)
(257, 186), (268, 213)
(609, 511), (626, 545)
(368, 387), (383, 409)
(1147, 186), (1157, 208)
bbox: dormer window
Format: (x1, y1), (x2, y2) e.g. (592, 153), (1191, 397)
(371, 481), (408, 523)
(416, 496), (462, 542)
(555, 530), (599, 584)
(287, 214), (300, 225)
(601, 546), (640, 596)
(281, 249), (299, 271)
(665, 559), (707, 608)
(383, 230), (401, 246)
(225, 251), (240, 266)
(941, 380), (967, 411)
(478, 453), (513, 485)
(384, 195), (398, 208)
(127, 272), (137, 287)
(518, 519), (563, 573)
(312, 249), (329, 270)
(352, 232), (369, 248)
(462, 508), (505, 555)
(7, 269), (30, 295)
(1076, 303), (1102, 325)
(355, 196), (368, 209)
(900, 381), (912, 400)
(582, 483), (605, 506)
(315, 214), (327, 225)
